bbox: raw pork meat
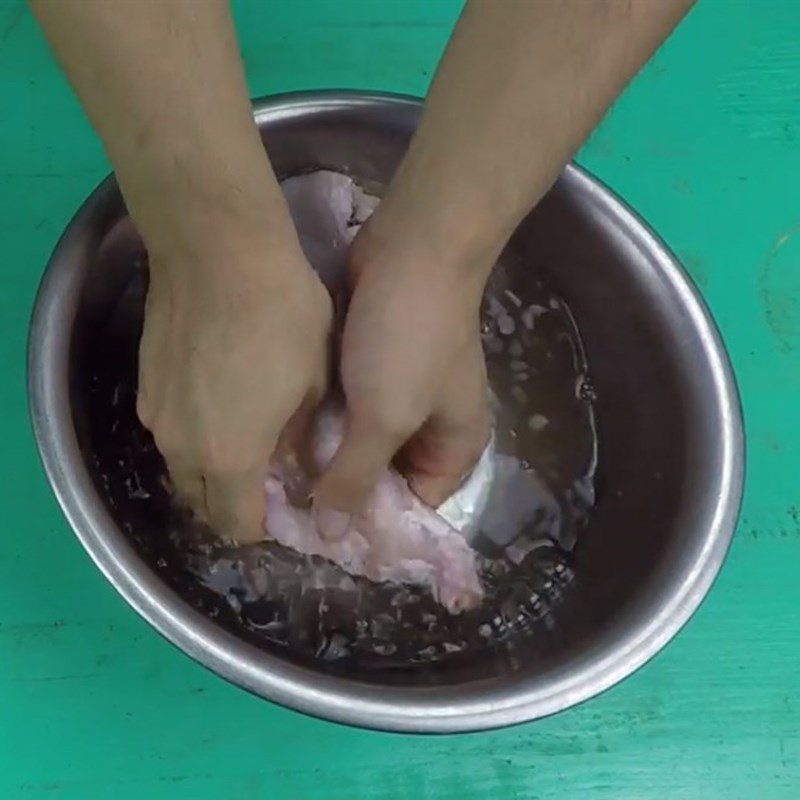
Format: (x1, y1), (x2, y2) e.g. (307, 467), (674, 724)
(265, 407), (484, 614)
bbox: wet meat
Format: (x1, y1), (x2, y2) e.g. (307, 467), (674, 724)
(265, 407), (483, 613)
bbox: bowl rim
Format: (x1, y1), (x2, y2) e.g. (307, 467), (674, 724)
(27, 90), (745, 733)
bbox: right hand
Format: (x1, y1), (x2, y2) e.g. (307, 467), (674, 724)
(137, 234), (332, 543)
(314, 215), (492, 535)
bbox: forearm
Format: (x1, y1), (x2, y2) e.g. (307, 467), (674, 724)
(30, 0), (294, 265)
(382, 0), (693, 273)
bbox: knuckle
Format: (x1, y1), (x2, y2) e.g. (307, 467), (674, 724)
(205, 476), (264, 543)
(136, 391), (153, 429)
(151, 425), (186, 465)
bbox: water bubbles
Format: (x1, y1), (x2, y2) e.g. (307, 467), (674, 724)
(521, 304), (547, 331)
(576, 375), (597, 403)
(498, 315), (516, 336)
(511, 386), (528, 404)
(527, 414), (549, 432)
(317, 633), (350, 661)
(415, 645), (438, 662)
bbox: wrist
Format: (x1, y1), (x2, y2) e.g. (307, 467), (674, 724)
(110, 118), (298, 267)
(369, 159), (530, 288)
(373, 116), (559, 280)
(355, 182), (506, 294)
(144, 201), (312, 302)
(133, 171), (295, 257)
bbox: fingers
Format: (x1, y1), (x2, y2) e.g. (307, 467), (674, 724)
(136, 274), (169, 431)
(314, 413), (412, 539)
(136, 336), (159, 431)
(312, 506), (352, 542)
(149, 388), (325, 545)
(169, 463), (207, 522)
(405, 340), (491, 507)
(164, 450), (276, 543)
(406, 407), (491, 507)
(314, 333), (489, 526)
(408, 421), (491, 506)
(157, 414), (276, 542)
(204, 465), (268, 544)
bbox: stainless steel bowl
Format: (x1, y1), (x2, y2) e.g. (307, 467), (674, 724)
(28, 91), (744, 733)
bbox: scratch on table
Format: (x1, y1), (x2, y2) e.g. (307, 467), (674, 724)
(0, 0), (23, 42)
(9, 673), (101, 684)
(759, 224), (800, 353)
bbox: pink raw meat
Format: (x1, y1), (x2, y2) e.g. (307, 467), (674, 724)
(264, 407), (484, 613)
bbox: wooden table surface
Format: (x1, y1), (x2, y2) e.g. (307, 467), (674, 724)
(1, 1), (797, 797)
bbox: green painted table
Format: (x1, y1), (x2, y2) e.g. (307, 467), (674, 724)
(1, 1), (798, 797)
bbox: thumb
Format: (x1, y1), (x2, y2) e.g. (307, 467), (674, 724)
(313, 413), (411, 539)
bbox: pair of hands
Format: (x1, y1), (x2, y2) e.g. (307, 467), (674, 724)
(137, 197), (491, 543)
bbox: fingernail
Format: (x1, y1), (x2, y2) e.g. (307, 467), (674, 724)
(313, 505), (352, 542)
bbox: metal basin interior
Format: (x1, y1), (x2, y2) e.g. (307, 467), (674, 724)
(28, 92), (743, 732)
